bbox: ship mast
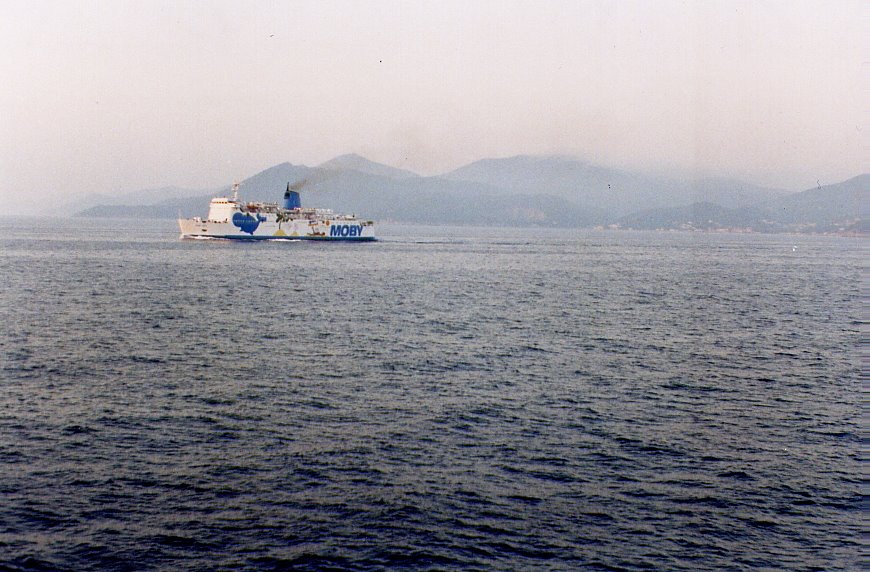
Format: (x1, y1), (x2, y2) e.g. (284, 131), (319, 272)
(231, 182), (239, 202)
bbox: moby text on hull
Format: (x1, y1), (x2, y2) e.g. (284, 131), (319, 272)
(177, 182), (376, 241)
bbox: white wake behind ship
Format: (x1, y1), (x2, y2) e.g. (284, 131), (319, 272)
(178, 182), (376, 241)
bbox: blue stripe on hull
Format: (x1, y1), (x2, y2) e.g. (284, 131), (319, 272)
(182, 234), (376, 241)
(304, 236), (377, 242)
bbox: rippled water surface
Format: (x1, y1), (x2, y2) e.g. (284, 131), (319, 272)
(0, 218), (862, 571)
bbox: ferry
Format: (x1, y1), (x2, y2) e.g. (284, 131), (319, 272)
(178, 182), (376, 241)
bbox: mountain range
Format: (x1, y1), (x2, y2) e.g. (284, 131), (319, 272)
(75, 154), (867, 234)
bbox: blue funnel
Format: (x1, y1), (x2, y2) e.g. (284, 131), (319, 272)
(283, 183), (301, 209)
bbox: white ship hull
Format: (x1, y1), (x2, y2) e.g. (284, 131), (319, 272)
(178, 216), (376, 241)
(178, 182), (376, 241)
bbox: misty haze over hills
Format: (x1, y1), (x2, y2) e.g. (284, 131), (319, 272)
(75, 154), (866, 234)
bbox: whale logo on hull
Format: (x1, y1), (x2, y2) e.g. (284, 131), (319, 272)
(232, 212), (266, 235)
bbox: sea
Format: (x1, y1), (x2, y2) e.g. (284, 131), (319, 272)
(0, 217), (862, 571)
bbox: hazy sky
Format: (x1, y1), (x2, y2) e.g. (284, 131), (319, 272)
(1, 0), (866, 207)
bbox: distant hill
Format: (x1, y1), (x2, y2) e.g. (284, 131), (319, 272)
(617, 175), (867, 233)
(318, 153), (419, 180)
(221, 162), (314, 202)
(617, 203), (774, 232)
(445, 155), (657, 216)
(682, 177), (788, 209)
(61, 184), (216, 213)
(444, 155), (787, 217)
(75, 203), (191, 219)
(764, 175), (867, 227)
(78, 160), (600, 227)
(236, 163), (603, 226)
(74, 153), (866, 233)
